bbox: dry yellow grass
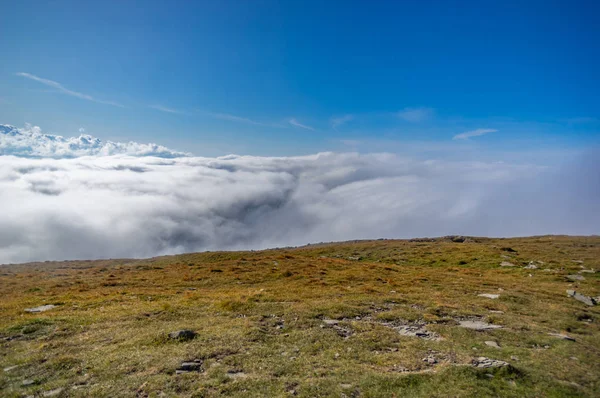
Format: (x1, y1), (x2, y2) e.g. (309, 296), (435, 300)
(1, 236), (599, 397)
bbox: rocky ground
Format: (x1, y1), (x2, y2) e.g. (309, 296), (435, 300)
(1, 236), (599, 397)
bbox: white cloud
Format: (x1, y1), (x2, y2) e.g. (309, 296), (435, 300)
(453, 128), (497, 140)
(397, 107), (434, 122)
(149, 105), (186, 114)
(16, 72), (124, 107)
(331, 115), (354, 130)
(0, 124), (188, 158)
(1, 124), (598, 263)
(289, 118), (315, 131)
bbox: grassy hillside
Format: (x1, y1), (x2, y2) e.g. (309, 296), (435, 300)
(1, 236), (599, 397)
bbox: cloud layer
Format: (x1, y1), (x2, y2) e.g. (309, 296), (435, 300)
(0, 124), (188, 158)
(1, 129), (598, 263)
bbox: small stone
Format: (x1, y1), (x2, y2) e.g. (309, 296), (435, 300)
(510, 356), (519, 361)
(478, 294), (500, 299)
(459, 320), (503, 330)
(489, 310), (504, 314)
(22, 379), (36, 386)
(579, 270), (595, 274)
(322, 319), (339, 325)
(24, 304), (56, 313)
(334, 353), (340, 359)
(548, 333), (576, 342)
(567, 275), (585, 281)
(347, 256), (361, 261)
(168, 329), (196, 340)
(500, 261), (516, 267)
(340, 384), (353, 389)
(3, 365), (19, 372)
(485, 341), (500, 348)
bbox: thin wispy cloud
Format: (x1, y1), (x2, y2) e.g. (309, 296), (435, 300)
(16, 72), (124, 108)
(331, 114), (354, 131)
(289, 118), (315, 131)
(561, 117), (598, 124)
(210, 112), (266, 126)
(397, 107), (434, 122)
(453, 128), (497, 140)
(149, 105), (186, 114)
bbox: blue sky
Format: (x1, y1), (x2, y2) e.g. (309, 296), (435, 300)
(1, 0), (598, 159)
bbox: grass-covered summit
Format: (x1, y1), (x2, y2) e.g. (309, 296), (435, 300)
(1, 236), (599, 397)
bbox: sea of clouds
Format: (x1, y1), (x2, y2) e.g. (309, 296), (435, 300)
(1, 124), (598, 264)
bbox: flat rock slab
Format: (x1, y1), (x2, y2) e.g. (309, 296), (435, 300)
(24, 304), (56, 313)
(548, 333), (576, 342)
(567, 275), (585, 281)
(478, 294), (500, 299)
(472, 357), (509, 368)
(459, 320), (503, 331)
(391, 324), (441, 340)
(567, 290), (597, 306)
(500, 261), (516, 267)
(485, 341), (501, 348)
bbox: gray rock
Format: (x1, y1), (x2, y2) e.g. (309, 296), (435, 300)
(548, 333), (576, 342)
(422, 354), (437, 364)
(347, 256), (361, 261)
(459, 320), (503, 331)
(22, 379), (36, 386)
(322, 319), (339, 325)
(24, 304), (56, 313)
(43, 388), (64, 397)
(478, 294), (500, 299)
(567, 275), (585, 281)
(524, 262), (538, 270)
(567, 290), (596, 306)
(578, 269), (595, 274)
(168, 330), (196, 340)
(500, 261), (516, 267)
(391, 324), (441, 340)
(472, 357), (509, 368)
(176, 361), (203, 373)
(485, 341), (501, 348)
(3, 365), (19, 372)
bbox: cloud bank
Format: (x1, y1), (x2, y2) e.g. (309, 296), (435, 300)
(0, 124), (189, 158)
(0, 126), (598, 264)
